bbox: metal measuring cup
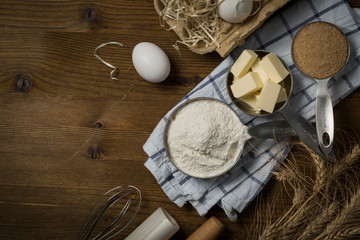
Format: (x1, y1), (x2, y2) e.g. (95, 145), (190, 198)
(226, 50), (335, 163)
(292, 22), (350, 156)
(163, 97), (297, 179)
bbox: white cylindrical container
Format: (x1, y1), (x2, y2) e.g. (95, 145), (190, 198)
(125, 207), (179, 240)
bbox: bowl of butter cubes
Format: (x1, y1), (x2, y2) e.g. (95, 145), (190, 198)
(226, 50), (292, 116)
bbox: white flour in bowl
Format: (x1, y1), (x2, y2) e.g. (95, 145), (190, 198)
(166, 99), (250, 178)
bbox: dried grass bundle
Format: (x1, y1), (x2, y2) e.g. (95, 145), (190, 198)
(251, 131), (360, 240)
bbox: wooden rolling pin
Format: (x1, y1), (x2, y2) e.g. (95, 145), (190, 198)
(187, 216), (225, 240)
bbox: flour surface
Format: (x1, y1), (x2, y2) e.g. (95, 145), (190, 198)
(167, 99), (250, 178)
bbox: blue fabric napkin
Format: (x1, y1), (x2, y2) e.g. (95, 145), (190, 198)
(144, 0), (360, 221)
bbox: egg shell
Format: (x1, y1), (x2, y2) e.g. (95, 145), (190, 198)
(132, 42), (171, 83)
(218, 0), (253, 24)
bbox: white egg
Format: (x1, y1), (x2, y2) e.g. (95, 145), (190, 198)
(218, 0), (253, 24)
(132, 42), (171, 83)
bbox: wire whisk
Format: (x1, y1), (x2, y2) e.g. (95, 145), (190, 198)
(77, 185), (141, 240)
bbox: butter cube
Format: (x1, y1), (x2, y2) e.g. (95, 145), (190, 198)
(259, 53), (289, 83)
(276, 87), (287, 103)
(251, 58), (269, 85)
(240, 92), (260, 110)
(256, 79), (281, 113)
(231, 50), (258, 79)
(230, 72), (263, 98)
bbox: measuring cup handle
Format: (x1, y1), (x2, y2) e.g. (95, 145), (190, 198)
(280, 104), (335, 163)
(316, 79), (334, 155)
(247, 120), (295, 139)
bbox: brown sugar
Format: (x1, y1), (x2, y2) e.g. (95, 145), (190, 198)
(292, 22), (349, 79)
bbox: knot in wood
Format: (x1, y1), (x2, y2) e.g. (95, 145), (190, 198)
(84, 7), (96, 23)
(15, 74), (31, 92)
(192, 75), (201, 84)
(90, 148), (101, 159)
(94, 121), (104, 128)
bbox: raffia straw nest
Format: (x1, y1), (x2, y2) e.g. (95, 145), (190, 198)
(154, 0), (290, 57)
(157, 0), (223, 51)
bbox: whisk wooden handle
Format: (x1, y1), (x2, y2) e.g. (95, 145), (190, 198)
(186, 216), (225, 240)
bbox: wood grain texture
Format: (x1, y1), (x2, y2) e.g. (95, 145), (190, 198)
(0, 1), (359, 239)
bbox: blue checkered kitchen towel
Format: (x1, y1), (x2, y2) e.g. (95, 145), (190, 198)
(144, 0), (360, 221)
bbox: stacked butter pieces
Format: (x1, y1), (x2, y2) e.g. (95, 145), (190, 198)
(230, 50), (289, 113)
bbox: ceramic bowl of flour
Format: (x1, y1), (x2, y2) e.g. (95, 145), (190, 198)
(163, 97), (249, 179)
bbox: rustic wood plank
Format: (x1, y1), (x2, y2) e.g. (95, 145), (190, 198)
(0, 1), (163, 33)
(0, 32), (220, 97)
(348, 0), (360, 8)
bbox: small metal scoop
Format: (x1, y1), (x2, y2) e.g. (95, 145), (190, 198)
(226, 50), (335, 163)
(292, 22), (350, 156)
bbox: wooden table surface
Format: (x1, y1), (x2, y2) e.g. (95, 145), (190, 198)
(0, 1), (359, 239)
